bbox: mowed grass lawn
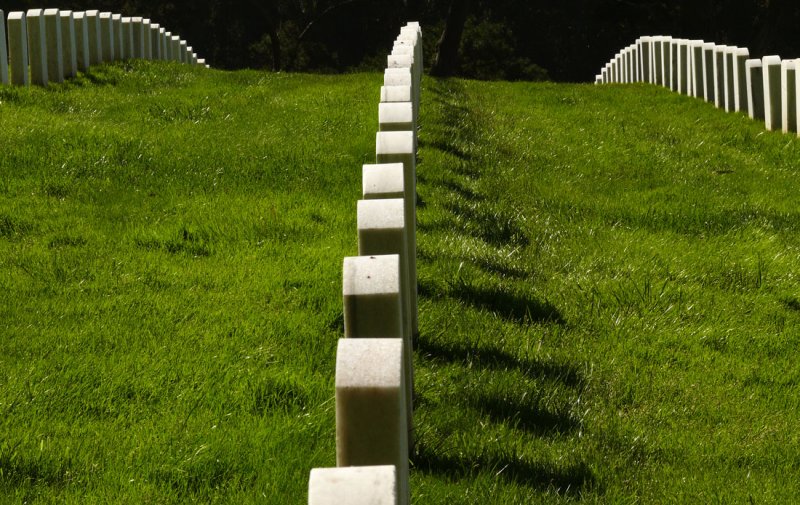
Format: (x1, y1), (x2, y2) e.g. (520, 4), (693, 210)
(1, 62), (799, 503)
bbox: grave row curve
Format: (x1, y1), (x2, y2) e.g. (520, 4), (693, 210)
(0, 8), (207, 87)
(307, 22), (423, 505)
(596, 35), (800, 135)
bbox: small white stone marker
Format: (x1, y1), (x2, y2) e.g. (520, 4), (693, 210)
(668, 39), (679, 91)
(73, 12), (91, 71)
(639, 37), (651, 83)
(26, 9), (48, 86)
(746, 59), (765, 121)
(132, 17), (145, 58)
(379, 102), (414, 132)
(7, 12), (29, 86)
(660, 37), (672, 87)
(335, 338), (409, 505)
(343, 255), (404, 339)
(762, 55), (782, 131)
(713, 45), (728, 108)
(85, 10), (101, 64)
(363, 163), (405, 200)
(676, 40), (689, 94)
(111, 14), (122, 60)
(308, 466), (398, 505)
(1, 10), (9, 85)
(781, 60), (797, 134)
(148, 22), (159, 60)
(171, 35), (181, 62)
(376, 132), (417, 335)
(384, 68), (412, 87)
(732, 47), (750, 113)
(180, 40), (188, 63)
(43, 9), (64, 84)
(99, 12), (114, 63)
(701, 42), (715, 102)
(161, 29), (169, 60)
(59, 11), (78, 79)
(381, 85), (413, 104)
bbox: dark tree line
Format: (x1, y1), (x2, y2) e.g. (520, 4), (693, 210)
(4, 0), (800, 81)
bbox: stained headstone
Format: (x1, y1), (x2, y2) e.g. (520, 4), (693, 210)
(7, 12), (29, 86)
(99, 12), (114, 63)
(43, 9), (64, 84)
(335, 338), (409, 505)
(762, 55), (782, 131)
(702, 43), (715, 103)
(85, 10), (101, 64)
(73, 12), (91, 71)
(781, 60), (797, 134)
(59, 11), (78, 78)
(308, 466), (398, 505)
(1, 10), (9, 85)
(746, 59), (765, 121)
(26, 9), (48, 86)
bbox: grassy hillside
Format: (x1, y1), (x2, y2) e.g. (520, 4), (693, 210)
(2, 62), (799, 503)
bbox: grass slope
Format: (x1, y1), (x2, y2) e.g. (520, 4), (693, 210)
(1, 63), (799, 503)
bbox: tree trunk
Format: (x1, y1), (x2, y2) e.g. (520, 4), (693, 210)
(430, 0), (470, 77)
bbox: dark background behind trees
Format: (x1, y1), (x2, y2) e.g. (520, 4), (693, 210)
(5, 0), (800, 82)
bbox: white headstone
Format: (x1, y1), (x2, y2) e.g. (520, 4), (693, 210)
(1, 10), (9, 85)
(384, 68), (412, 87)
(713, 45), (728, 108)
(691, 40), (704, 99)
(73, 12), (91, 71)
(781, 60), (797, 134)
(121, 17), (133, 60)
(111, 14), (122, 60)
(171, 36), (181, 62)
(99, 12), (114, 63)
(733, 48), (750, 113)
(343, 255), (404, 339)
(379, 102), (414, 132)
(746, 59), (765, 121)
(677, 40), (689, 94)
(84, 10), (101, 64)
(59, 11), (78, 78)
(723, 47), (737, 112)
(132, 17), (145, 58)
(701, 43), (715, 102)
(762, 55), (782, 131)
(335, 338), (409, 505)
(660, 37), (672, 87)
(149, 23), (160, 60)
(308, 466), (398, 505)
(161, 29), (169, 60)
(7, 12), (29, 86)
(43, 9), (64, 84)
(180, 40), (188, 63)
(639, 36), (652, 83)
(26, 9), (48, 86)
(142, 19), (152, 59)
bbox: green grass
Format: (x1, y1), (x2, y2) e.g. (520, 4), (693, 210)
(2, 62), (800, 503)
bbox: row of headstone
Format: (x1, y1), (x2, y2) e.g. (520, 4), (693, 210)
(596, 35), (800, 135)
(0, 8), (207, 87)
(307, 22), (422, 505)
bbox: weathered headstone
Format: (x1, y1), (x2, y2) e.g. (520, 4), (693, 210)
(7, 12), (30, 86)
(43, 9), (64, 84)
(85, 10), (101, 64)
(335, 338), (409, 505)
(746, 59), (765, 121)
(702, 42), (715, 103)
(59, 11), (78, 78)
(376, 132), (417, 336)
(73, 12), (91, 71)
(99, 12), (114, 63)
(762, 55), (782, 131)
(26, 9), (49, 86)
(1, 10), (9, 85)
(308, 466), (398, 505)
(781, 59), (797, 134)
